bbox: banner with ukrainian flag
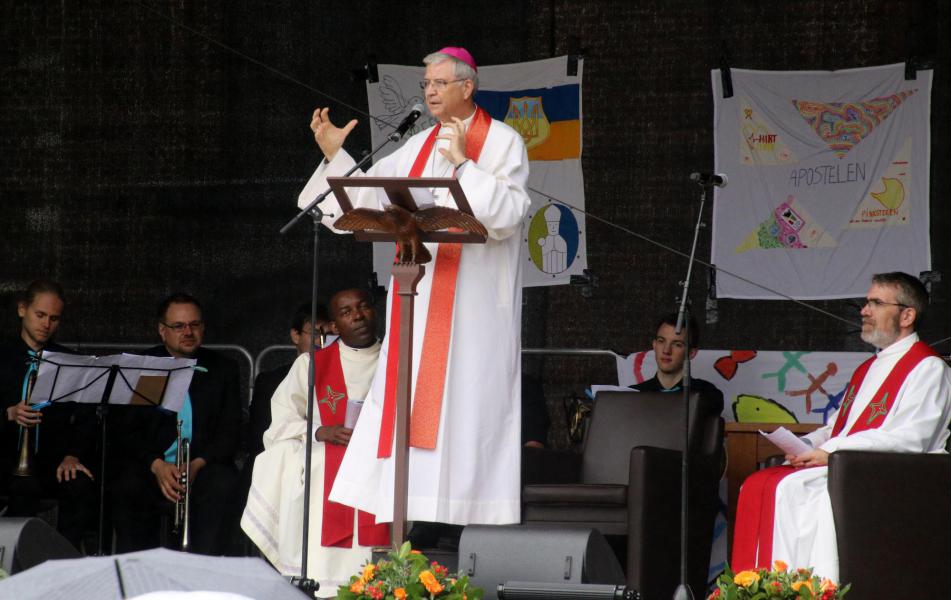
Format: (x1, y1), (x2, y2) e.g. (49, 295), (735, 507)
(366, 55), (587, 287)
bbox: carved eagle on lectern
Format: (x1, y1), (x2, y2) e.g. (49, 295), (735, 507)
(333, 204), (488, 265)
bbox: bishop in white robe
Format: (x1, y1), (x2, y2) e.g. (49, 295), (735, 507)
(298, 48), (531, 525)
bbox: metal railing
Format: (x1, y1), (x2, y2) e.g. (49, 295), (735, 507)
(254, 344), (619, 376)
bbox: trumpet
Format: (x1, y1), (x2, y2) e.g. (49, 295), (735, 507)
(173, 420), (192, 552)
(12, 361), (40, 477)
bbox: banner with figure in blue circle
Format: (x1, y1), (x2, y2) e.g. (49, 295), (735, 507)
(365, 55), (588, 287)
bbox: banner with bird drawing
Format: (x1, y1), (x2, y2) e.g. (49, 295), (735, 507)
(615, 348), (870, 425)
(366, 55), (588, 287)
(710, 63), (932, 299)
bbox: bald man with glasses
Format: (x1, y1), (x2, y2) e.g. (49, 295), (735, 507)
(732, 272), (951, 581)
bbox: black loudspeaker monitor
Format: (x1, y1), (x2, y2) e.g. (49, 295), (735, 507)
(0, 517), (80, 574)
(458, 525), (626, 600)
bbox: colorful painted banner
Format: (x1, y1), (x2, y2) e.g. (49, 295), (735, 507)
(366, 56), (588, 287)
(615, 348), (871, 425)
(710, 64), (932, 299)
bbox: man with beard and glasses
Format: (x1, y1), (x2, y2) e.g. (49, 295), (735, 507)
(731, 272), (951, 580)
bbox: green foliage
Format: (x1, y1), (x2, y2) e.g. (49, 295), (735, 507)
(335, 541), (484, 600)
(708, 563), (850, 600)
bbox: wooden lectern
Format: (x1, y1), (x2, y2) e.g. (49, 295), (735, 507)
(326, 175), (487, 548)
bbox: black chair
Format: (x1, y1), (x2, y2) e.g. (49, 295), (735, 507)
(521, 391), (724, 600)
(828, 450), (951, 600)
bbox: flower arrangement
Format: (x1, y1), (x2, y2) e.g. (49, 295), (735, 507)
(709, 561), (850, 600)
(336, 541), (484, 600)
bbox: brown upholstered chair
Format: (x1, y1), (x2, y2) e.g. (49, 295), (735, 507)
(521, 390), (724, 600)
(828, 450), (951, 600)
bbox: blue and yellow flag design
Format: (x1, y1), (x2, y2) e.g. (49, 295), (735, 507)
(476, 84), (580, 161)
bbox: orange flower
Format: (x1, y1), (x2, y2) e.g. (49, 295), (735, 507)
(773, 560), (788, 572)
(360, 563), (376, 582)
(420, 570), (444, 594)
(410, 549), (422, 554)
(393, 588), (407, 600)
(733, 570), (760, 587)
(792, 580), (814, 593)
(820, 578), (837, 592)
(349, 579), (365, 594)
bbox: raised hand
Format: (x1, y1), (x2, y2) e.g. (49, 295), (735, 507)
(310, 107), (358, 161)
(436, 117), (468, 166)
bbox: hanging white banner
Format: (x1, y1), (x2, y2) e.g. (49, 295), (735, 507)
(711, 63), (932, 299)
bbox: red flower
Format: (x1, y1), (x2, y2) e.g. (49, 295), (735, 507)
(707, 589), (721, 600)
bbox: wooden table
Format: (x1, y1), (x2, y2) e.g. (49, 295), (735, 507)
(724, 422), (822, 553)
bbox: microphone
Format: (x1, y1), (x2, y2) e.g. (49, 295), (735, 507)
(388, 104), (424, 141)
(689, 172), (728, 188)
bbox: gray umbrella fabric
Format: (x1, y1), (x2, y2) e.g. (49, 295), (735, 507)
(0, 548), (310, 600)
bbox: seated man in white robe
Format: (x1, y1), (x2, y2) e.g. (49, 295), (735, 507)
(241, 288), (388, 591)
(732, 272), (951, 580)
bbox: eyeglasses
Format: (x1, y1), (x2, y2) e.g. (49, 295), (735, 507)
(162, 320), (204, 331)
(418, 78), (466, 90)
(863, 298), (908, 310)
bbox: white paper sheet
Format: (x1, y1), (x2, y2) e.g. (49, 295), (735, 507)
(31, 351), (196, 413)
(759, 426), (812, 457)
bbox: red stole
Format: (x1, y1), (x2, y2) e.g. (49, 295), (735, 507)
(313, 342), (390, 546)
(377, 106), (493, 458)
(830, 341), (938, 437)
(730, 339), (938, 570)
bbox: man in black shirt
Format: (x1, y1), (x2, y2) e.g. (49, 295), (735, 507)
(1, 279), (97, 551)
(246, 302), (332, 459)
(630, 313), (724, 417)
(110, 293), (241, 555)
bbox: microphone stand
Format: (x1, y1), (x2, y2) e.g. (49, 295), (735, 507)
(671, 181), (713, 600)
(279, 132), (401, 598)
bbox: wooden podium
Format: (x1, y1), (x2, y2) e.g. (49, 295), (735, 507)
(327, 175), (487, 547)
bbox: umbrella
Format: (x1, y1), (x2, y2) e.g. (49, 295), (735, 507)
(0, 547), (312, 600)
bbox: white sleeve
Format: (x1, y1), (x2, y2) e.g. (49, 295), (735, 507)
(457, 127), (532, 240)
(262, 354), (317, 448)
(295, 149), (403, 233)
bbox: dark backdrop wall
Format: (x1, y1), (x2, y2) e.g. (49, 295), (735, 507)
(2, 1), (947, 438)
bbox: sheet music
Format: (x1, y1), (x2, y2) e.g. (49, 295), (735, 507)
(32, 351), (196, 412)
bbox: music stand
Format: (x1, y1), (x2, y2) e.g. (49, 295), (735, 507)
(32, 351), (196, 554)
(327, 175), (486, 547)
